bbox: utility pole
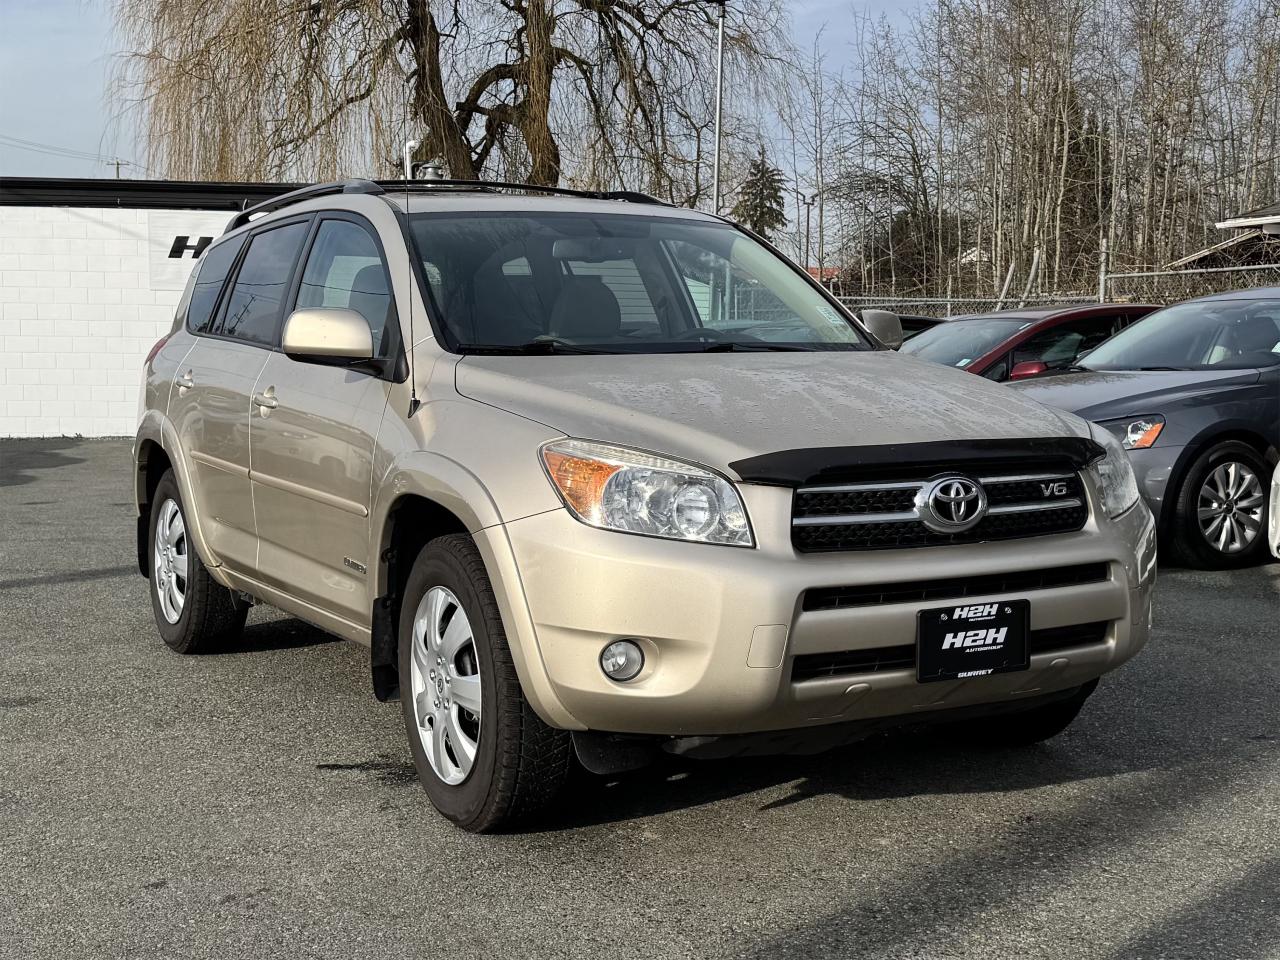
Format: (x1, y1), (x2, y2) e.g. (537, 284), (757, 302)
(711, 0), (726, 214)
(106, 158), (127, 179)
(793, 190), (814, 269)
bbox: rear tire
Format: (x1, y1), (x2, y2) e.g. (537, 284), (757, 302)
(1169, 441), (1270, 569)
(939, 681), (1096, 748)
(397, 533), (572, 832)
(148, 469), (247, 654)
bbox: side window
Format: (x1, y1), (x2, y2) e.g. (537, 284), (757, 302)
(186, 234), (245, 334)
(981, 353), (1010, 381)
(297, 219), (395, 355)
(215, 221), (309, 346)
(1012, 316), (1117, 369)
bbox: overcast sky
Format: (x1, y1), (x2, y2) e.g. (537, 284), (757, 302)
(0, 0), (903, 180)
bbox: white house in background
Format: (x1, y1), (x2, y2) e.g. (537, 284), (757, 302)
(0, 177), (294, 438)
(1215, 200), (1280, 234)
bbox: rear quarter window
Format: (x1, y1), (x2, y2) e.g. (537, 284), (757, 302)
(186, 234), (246, 334)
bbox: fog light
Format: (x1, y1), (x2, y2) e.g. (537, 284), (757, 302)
(600, 640), (645, 682)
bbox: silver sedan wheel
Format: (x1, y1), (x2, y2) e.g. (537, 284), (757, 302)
(408, 586), (482, 785)
(1197, 461), (1264, 554)
(153, 498), (189, 624)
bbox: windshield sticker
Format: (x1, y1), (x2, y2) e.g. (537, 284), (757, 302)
(956, 358), (972, 367)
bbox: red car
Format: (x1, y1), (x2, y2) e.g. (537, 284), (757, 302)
(899, 302), (1160, 381)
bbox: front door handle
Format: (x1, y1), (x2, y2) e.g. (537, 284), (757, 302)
(253, 388), (278, 412)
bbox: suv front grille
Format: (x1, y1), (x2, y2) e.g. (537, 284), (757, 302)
(802, 562), (1110, 612)
(792, 470), (1088, 552)
(791, 621), (1110, 682)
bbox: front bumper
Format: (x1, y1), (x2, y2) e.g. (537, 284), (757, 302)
(487, 482), (1157, 737)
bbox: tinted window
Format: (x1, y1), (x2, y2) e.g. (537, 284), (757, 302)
(297, 219), (395, 355)
(1012, 315), (1119, 368)
(899, 317), (1034, 367)
(407, 213), (870, 352)
(186, 234), (245, 334)
(215, 221), (309, 346)
(1083, 300), (1280, 370)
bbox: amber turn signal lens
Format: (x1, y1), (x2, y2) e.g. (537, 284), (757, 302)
(1124, 419), (1164, 449)
(541, 449), (622, 521)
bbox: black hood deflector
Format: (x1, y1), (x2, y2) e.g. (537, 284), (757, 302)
(730, 437), (1105, 487)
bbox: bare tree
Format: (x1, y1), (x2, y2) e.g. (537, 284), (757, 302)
(112, 0), (786, 199)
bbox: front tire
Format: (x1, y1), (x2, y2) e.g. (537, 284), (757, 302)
(397, 534), (572, 832)
(1170, 441), (1270, 569)
(148, 469), (246, 653)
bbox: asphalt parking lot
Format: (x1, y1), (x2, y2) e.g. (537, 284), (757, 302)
(2, 437), (1278, 960)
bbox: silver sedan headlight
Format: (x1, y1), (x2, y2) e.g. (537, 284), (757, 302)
(540, 439), (754, 547)
(1088, 423), (1141, 519)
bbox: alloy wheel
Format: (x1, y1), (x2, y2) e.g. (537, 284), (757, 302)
(153, 498), (189, 623)
(1197, 461), (1264, 554)
(408, 586), (482, 785)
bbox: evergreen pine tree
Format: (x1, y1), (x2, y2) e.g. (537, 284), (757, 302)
(731, 147), (787, 241)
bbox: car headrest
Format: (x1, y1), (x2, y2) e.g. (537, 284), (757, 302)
(549, 275), (621, 339)
(1234, 314), (1280, 354)
(348, 264), (389, 326)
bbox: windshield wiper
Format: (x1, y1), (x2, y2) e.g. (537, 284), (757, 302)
(695, 341), (818, 352)
(1135, 366), (1192, 371)
(454, 339), (613, 356)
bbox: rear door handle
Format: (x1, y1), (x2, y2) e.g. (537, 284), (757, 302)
(176, 371), (194, 392)
(253, 389), (278, 411)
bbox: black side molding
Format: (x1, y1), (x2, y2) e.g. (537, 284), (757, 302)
(730, 436), (1105, 487)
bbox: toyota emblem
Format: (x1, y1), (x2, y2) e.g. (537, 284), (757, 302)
(919, 476), (988, 533)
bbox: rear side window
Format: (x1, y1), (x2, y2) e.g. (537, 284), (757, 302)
(186, 234), (245, 334)
(296, 219), (395, 355)
(214, 221), (309, 346)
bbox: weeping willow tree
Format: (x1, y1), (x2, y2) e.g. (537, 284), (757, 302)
(112, 0), (786, 198)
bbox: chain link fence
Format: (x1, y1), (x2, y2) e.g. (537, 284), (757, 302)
(831, 263), (1280, 319)
(1101, 264), (1280, 304)
(835, 294), (1096, 318)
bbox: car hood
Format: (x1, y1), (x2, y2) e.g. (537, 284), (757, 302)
(1008, 367), (1261, 420)
(454, 351), (1087, 476)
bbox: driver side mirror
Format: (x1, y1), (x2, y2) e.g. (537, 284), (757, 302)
(861, 309), (903, 350)
(1009, 360), (1048, 380)
(283, 308), (374, 364)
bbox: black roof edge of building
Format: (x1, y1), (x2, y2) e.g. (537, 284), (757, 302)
(0, 176), (303, 211)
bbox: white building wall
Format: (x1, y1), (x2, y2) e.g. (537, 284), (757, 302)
(0, 205), (230, 437)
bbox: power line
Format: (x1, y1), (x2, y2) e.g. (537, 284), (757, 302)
(0, 133), (152, 176)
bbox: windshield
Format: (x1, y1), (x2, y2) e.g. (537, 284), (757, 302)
(899, 317), (1034, 367)
(407, 212), (871, 353)
(1081, 299), (1280, 371)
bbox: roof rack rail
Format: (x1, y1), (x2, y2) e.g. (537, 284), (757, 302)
(373, 178), (665, 206)
(225, 178), (382, 233)
(224, 177), (666, 234)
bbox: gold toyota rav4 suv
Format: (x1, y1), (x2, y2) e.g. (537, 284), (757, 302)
(134, 179), (1157, 831)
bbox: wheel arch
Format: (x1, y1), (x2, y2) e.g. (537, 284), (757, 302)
(1161, 424), (1277, 533)
(367, 457), (582, 730)
(133, 414), (225, 588)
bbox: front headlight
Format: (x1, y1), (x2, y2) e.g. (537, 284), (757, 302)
(1099, 414), (1165, 450)
(1088, 424), (1141, 518)
(540, 439), (754, 547)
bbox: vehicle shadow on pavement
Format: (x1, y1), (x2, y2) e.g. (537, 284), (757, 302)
(0, 437), (88, 487)
(535, 732), (1120, 832)
(204, 615), (345, 655)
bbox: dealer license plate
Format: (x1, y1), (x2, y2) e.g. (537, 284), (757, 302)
(916, 599), (1030, 683)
